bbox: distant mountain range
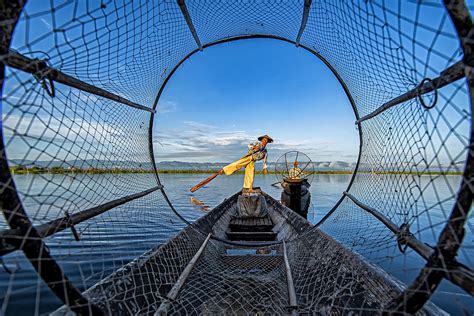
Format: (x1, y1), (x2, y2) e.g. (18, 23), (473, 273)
(8, 159), (464, 172)
(156, 161), (358, 171)
(9, 159), (356, 171)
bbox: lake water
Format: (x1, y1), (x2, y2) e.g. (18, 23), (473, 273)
(0, 173), (472, 314)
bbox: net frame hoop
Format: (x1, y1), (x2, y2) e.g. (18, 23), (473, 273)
(148, 34), (364, 246)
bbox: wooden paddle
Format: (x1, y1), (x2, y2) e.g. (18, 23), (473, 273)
(190, 171), (221, 192)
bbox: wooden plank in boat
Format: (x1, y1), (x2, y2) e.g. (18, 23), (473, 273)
(230, 215), (273, 225)
(229, 216), (273, 227)
(257, 217), (271, 226)
(226, 231), (277, 241)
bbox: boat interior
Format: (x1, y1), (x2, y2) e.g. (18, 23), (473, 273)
(52, 190), (445, 315)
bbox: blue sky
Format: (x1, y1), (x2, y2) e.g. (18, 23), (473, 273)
(153, 39), (359, 163)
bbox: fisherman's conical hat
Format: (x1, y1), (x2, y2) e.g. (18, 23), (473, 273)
(258, 134), (274, 143)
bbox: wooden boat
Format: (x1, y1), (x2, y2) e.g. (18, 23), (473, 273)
(54, 189), (445, 315)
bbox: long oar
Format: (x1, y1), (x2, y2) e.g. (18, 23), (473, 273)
(190, 171), (221, 192)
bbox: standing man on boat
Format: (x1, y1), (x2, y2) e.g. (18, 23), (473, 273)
(190, 135), (274, 193)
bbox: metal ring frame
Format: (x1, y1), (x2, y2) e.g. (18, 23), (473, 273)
(418, 78), (438, 109)
(148, 34), (364, 239)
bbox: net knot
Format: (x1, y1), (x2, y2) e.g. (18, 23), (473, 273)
(64, 211), (81, 241)
(396, 223), (413, 254)
(31, 57), (55, 97)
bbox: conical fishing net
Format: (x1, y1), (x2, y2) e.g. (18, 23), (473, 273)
(0, 0), (472, 315)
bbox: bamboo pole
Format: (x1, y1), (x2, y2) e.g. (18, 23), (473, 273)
(155, 234), (211, 315)
(4, 50), (155, 113)
(344, 192), (474, 296)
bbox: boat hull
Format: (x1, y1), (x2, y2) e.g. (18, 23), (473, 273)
(53, 191), (445, 315)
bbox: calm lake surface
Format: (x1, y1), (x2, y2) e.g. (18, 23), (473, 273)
(0, 173), (472, 314)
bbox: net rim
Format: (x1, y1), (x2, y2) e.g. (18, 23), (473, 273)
(148, 34), (364, 240)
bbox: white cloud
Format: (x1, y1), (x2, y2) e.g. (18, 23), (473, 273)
(156, 100), (178, 114)
(182, 120), (216, 130)
(152, 121), (354, 163)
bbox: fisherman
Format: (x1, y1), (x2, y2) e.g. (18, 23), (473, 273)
(190, 135), (274, 192)
(281, 160), (311, 217)
(288, 160), (303, 179)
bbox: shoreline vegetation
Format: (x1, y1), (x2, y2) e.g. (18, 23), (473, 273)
(8, 166), (462, 176)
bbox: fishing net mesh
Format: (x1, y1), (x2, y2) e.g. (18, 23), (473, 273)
(0, 0), (472, 315)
